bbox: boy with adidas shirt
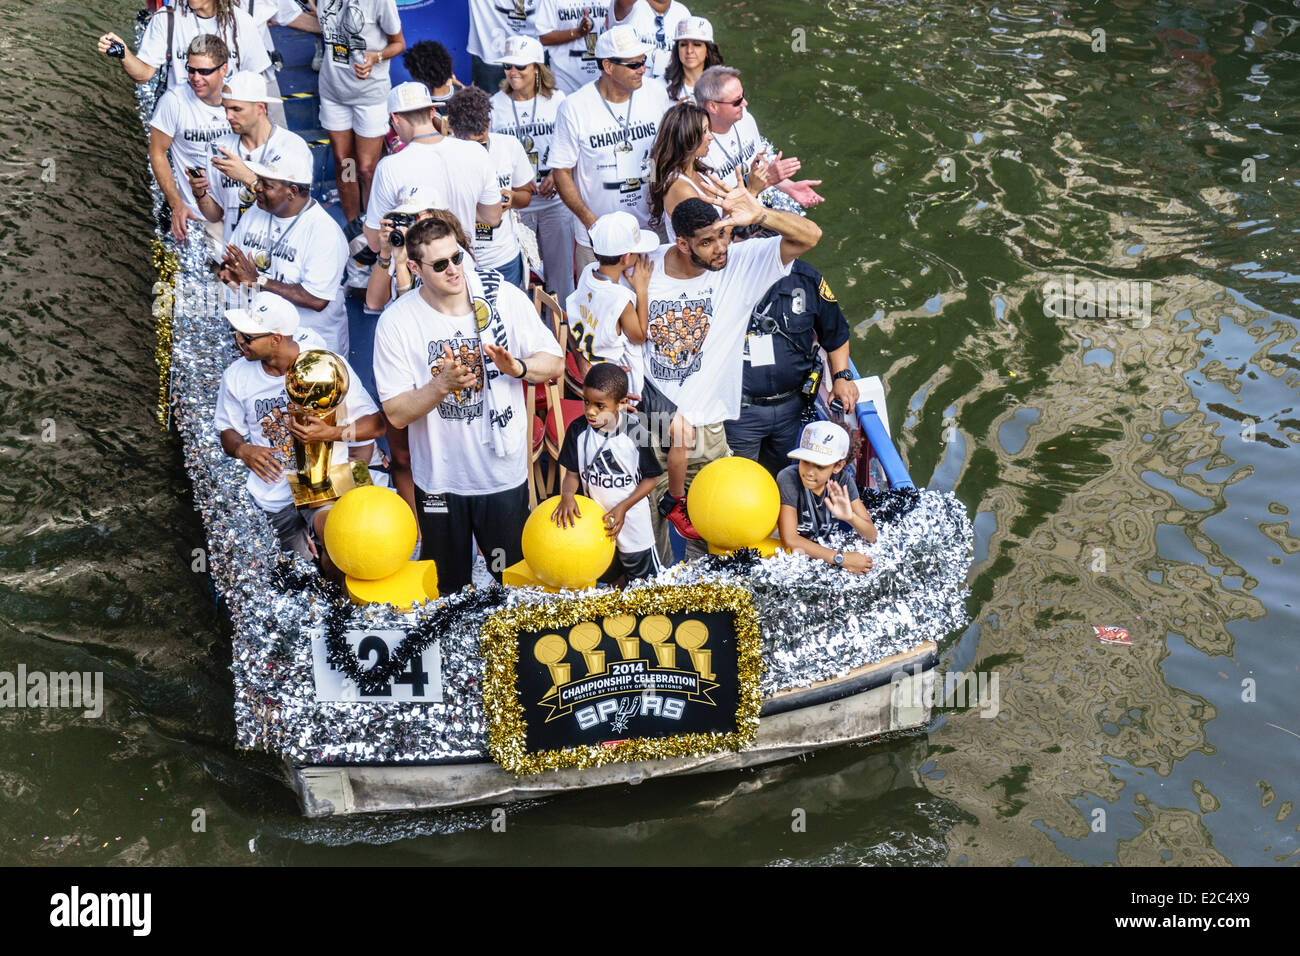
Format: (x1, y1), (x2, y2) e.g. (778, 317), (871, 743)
(554, 363), (663, 580)
(215, 292), (383, 563)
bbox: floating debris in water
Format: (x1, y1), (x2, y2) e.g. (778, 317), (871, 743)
(1094, 625), (1131, 645)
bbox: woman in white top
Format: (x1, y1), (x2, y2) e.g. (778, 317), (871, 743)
(489, 35), (576, 303)
(664, 16), (723, 103)
(98, 0), (271, 90)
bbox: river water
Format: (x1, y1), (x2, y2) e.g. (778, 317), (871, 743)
(1, 0), (1296, 865)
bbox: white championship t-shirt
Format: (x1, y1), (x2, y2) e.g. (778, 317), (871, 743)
(489, 88), (566, 211)
(703, 111), (771, 187)
(371, 282), (563, 495)
(467, 0), (539, 62)
(549, 79), (672, 247)
(230, 201), (350, 356)
(471, 134), (534, 269)
(317, 0), (402, 106)
(565, 263), (643, 394)
(536, 0), (605, 94)
(137, 6), (272, 89)
(149, 85), (231, 216)
(557, 413), (662, 553)
(214, 327), (380, 512)
(607, 0), (690, 81)
(365, 138), (500, 248)
(206, 125), (313, 240)
(643, 236), (791, 425)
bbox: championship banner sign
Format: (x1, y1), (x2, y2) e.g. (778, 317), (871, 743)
(481, 584), (763, 774)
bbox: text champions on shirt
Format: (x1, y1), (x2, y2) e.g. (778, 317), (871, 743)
(589, 122), (658, 150)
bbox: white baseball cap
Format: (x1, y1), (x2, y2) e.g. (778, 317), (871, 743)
(244, 151), (313, 186)
(222, 70), (279, 105)
(499, 34), (544, 66)
(227, 291), (300, 336)
(589, 211), (659, 256)
(675, 17), (714, 44)
(594, 24), (653, 60)
(789, 421), (850, 466)
(387, 81), (435, 114)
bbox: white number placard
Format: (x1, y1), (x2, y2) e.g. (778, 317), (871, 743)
(309, 628), (443, 704)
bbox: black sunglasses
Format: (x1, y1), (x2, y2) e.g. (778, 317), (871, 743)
(232, 330), (272, 344)
(187, 63), (224, 76)
(412, 250), (464, 273)
(613, 58), (647, 71)
(714, 90), (745, 107)
(503, 63), (531, 72)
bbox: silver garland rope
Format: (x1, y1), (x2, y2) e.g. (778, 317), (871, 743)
(137, 58), (973, 767)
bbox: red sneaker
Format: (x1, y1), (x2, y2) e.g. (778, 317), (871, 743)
(663, 497), (702, 540)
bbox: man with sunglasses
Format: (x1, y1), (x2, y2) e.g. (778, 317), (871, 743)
(551, 24), (672, 276)
(372, 218), (564, 593)
(215, 291), (383, 566)
(148, 35), (233, 242)
(609, 0), (690, 82)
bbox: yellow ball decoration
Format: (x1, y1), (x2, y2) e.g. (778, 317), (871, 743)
(686, 456), (780, 550)
(521, 495), (616, 590)
(323, 486), (418, 581)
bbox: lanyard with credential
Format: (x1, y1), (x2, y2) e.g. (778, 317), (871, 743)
(253, 199), (313, 273)
(598, 87), (636, 148)
(711, 126), (748, 186)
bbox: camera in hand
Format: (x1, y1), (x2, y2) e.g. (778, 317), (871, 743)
(106, 41), (126, 59)
(387, 212), (416, 247)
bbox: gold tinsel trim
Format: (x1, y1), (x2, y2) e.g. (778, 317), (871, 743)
(481, 583), (764, 775)
(151, 239), (179, 429)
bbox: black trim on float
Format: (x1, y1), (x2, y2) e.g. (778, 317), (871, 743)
(757, 647), (939, 718)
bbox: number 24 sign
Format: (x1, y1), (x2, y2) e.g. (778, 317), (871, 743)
(309, 629), (443, 704)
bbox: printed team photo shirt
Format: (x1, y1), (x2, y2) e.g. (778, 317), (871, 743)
(214, 327), (379, 511)
(365, 139), (500, 244)
(230, 201), (350, 355)
(558, 412), (662, 553)
(316, 0), (402, 106)
(549, 79), (672, 246)
(489, 87), (567, 210)
(206, 125), (314, 240)
(536, 0), (605, 94)
(642, 235), (791, 425)
(371, 281), (563, 495)
(565, 263), (644, 394)
(467, 0), (539, 62)
(609, 0), (690, 80)
(137, 5), (272, 88)
(149, 85), (231, 216)
(472, 133), (535, 268)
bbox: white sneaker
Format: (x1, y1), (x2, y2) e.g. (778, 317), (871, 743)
(344, 257), (373, 289)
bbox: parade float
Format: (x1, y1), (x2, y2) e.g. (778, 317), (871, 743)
(136, 3), (973, 817)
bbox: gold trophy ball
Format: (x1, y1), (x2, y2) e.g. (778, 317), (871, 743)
(674, 620), (709, 651)
(568, 622), (602, 653)
(286, 349), (349, 412)
(640, 615), (673, 645)
(603, 614), (636, 639)
(533, 633), (568, 666)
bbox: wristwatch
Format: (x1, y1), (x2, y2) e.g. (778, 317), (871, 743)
(833, 551), (844, 566)
(256, 274), (269, 290)
(833, 369), (854, 383)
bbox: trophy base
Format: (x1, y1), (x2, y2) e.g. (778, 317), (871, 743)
(288, 461), (372, 508)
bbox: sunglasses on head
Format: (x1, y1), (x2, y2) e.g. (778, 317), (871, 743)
(413, 250), (464, 272)
(613, 58), (647, 71)
(187, 63), (223, 76)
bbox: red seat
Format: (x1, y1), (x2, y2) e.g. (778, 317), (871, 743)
(545, 399), (585, 447)
(532, 411), (545, 451)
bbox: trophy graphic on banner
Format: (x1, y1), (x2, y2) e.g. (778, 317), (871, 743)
(284, 348), (372, 506)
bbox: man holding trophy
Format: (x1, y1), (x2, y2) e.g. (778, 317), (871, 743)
(215, 291), (384, 571)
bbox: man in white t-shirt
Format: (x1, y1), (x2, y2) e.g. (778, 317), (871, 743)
(149, 35), (232, 242)
(467, 0), (538, 92)
(190, 71), (313, 241)
(371, 217), (564, 593)
(607, 0), (690, 82)
(551, 25), (672, 276)
(696, 66), (824, 208)
(220, 152), (351, 357)
(640, 184), (822, 565)
(447, 85), (536, 290)
(98, 0), (271, 90)
(537, 1), (603, 95)
(363, 82), (502, 261)
(215, 291), (383, 566)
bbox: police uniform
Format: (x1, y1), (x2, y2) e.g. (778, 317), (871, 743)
(725, 260), (851, 475)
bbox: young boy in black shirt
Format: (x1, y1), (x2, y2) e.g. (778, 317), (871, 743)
(776, 421), (877, 574)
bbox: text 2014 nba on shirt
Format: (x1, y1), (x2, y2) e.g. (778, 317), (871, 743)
(149, 85), (231, 216)
(467, 0), (539, 62)
(207, 125), (313, 240)
(536, 0), (606, 94)
(371, 283), (563, 496)
(643, 236), (791, 425)
(549, 80), (672, 247)
(489, 88), (567, 211)
(558, 413), (662, 554)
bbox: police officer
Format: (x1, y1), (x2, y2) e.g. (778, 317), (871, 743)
(726, 259), (860, 476)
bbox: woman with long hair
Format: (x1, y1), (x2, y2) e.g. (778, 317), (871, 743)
(489, 35), (575, 302)
(99, 0), (271, 90)
(664, 17), (724, 103)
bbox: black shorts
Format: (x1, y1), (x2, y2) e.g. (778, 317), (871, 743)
(618, 547), (661, 580)
(415, 480), (529, 594)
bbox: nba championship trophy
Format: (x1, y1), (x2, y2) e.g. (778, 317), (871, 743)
(284, 349), (371, 506)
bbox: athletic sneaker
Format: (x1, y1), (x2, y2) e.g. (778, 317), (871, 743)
(659, 494), (701, 540)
